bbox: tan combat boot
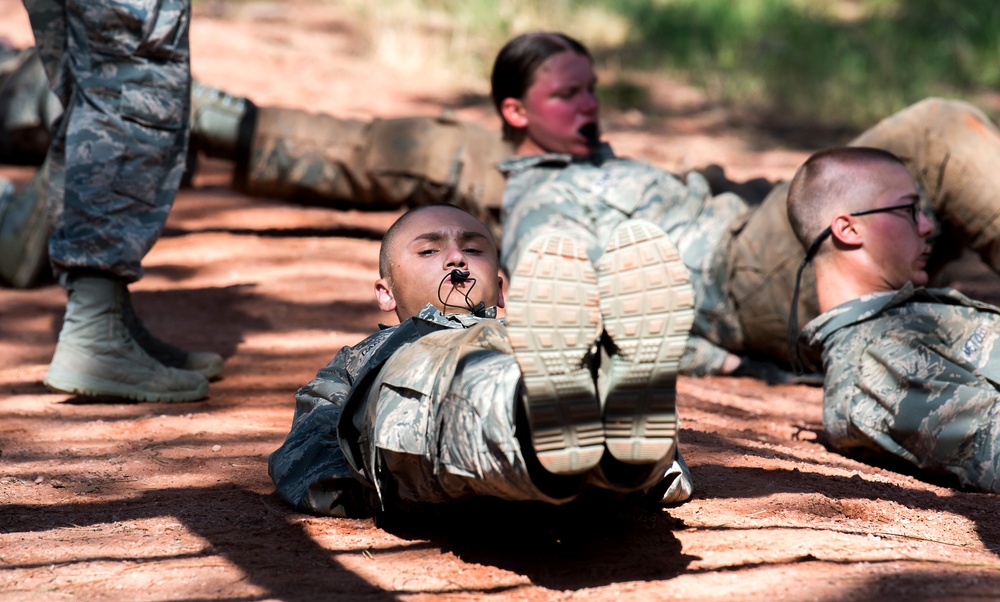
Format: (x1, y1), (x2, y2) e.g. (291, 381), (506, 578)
(121, 287), (224, 379)
(44, 272), (210, 402)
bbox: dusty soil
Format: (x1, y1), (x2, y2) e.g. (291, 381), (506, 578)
(2, 2), (1000, 600)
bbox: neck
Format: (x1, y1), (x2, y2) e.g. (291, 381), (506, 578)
(515, 137), (549, 157)
(814, 255), (895, 313)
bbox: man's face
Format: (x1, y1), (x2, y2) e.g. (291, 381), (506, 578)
(376, 206), (503, 321)
(514, 50), (599, 156)
(858, 164), (934, 289)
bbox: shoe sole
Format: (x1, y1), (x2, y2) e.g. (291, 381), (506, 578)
(44, 345), (210, 403)
(44, 371), (209, 403)
(506, 235), (604, 475)
(597, 220), (694, 464)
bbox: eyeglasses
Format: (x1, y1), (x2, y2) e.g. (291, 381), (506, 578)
(849, 201), (918, 224)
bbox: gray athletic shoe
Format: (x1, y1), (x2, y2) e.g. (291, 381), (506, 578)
(506, 234), (604, 475)
(596, 220), (694, 464)
(0, 173), (49, 288)
(44, 274), (209, 403)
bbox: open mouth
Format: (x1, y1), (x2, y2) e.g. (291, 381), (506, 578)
(578, 123), (600, 147)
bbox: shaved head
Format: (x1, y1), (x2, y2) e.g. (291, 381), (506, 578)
(375, 204), (503, 321)
(379, 205), (488, 278)
(787, 147), (908, 253)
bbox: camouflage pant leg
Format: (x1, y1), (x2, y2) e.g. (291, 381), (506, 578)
(25, 0), (191, 282)
(237, 106), (369, 207)
(241, 108), (510, 231)
(358, 321), (571, 506)
(726, 182), (822, 369)
(0, 46), (60, 164)
(850, 98), (1000, 272)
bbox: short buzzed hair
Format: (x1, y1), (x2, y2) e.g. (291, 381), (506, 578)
(787, 146), (907, 252)
(378, 204), (481, 278)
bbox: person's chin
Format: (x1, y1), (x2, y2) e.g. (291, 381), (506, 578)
(910, 271), (929, 287)
(562, 139), (592, 156)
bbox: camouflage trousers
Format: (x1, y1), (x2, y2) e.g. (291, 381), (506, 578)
(728, 98), (1000, 368)
(354, 320), (682, 506)
(23, 0), (191, 282)
(240, 107), (511, 232)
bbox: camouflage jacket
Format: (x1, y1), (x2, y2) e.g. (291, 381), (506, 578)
(802, 284), (1000, 492)
(267, 304), (498, 516)
(499, 145), (748, 374)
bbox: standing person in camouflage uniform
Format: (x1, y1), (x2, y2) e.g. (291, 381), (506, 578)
(7, 0), (222, 402)
(493, 31), (1000, 383)
(268, 204), (695, 517)
(787, 147), (999, 492)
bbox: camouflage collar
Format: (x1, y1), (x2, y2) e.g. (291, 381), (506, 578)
(498, 143), (616, 178)
(801, 283), (980, 347)
(378, 303), (498, 330)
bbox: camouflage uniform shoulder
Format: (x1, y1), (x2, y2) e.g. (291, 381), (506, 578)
(811, 284), (1000, 491)
(804, 284), (1000, 349)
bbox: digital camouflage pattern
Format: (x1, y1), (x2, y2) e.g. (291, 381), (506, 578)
(268, 305), (500, 516)
(352, 319), (563, 506)
(23, 0), (191, 282)
(803, 284), (1000, 492)
(499, 144), (748, 375)
(269, 303), (692, 516)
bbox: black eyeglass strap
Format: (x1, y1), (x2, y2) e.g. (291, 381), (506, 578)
(787, 225), (831, 374)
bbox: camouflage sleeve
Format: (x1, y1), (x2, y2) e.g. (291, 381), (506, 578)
(822, 314), (1000, 492)
(268, 329), (395, 516)
(679, 334), (730, 376)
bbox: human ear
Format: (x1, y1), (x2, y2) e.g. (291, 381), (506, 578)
(501, 97), (528, 129)
(496, 272), (505, 309)
(374, 278), (397, 313)
(830, 214), (863, 246)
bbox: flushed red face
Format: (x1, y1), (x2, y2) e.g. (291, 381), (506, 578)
(506, 50), (600, 157)
(376, 206), (504, 321)
(858, 163), (934, 289)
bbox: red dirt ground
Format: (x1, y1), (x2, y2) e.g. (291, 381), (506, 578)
(2, 2), (999, 600)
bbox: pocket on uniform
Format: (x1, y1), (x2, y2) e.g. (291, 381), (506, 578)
(368, 342), (437, 456)
(111, 83), (186, 204)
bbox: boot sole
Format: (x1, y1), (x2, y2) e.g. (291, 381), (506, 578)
(597, 220), (694, 464)
(44, 360), (209, 403)
(506, 234), (604, 475)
